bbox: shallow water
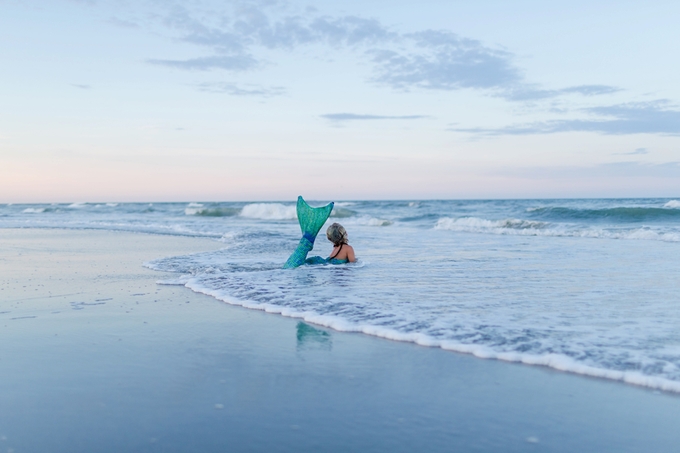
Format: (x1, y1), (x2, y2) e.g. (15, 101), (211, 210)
(3, 198), (680, 390)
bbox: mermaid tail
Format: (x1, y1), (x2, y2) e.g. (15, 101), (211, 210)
(283, 196), (334, 269)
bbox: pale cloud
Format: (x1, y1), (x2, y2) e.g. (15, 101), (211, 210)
(451, 101), (680, 136)
(321, 113), (429, 122)
(142, 1), (617, 103)
(614, 148), (649, 155)
(196, 82), (285, 96)
(59, 1), (678, 140)
(107, 17), (138, 29)
(368, 31), (520, 92)
(147, 54), (258, 71)
(502, 84), (622, 101)
(498, 161), (680, 180)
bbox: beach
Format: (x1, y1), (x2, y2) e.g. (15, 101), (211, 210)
(5, 0), (680, 449)
(1, 227), (679, 452)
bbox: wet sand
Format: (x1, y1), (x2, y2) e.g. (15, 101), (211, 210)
(1, 228), (679, 452)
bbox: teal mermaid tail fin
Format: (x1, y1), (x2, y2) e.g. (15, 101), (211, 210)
(283, 196), (334, 269)
(295, 196), (334, 238)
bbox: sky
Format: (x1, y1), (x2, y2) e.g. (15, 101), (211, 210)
(1, 0), (680, 202)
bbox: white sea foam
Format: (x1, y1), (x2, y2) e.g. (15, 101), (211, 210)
(664, 200), (680, 208)
(369, 218), (392, 226)
(178, 274), (680, 394)
(144, 217), (680, 394)
(67, 202), (87, 208)
(435, 217), (548, 232)
(22, 208), (46, 214)
(240, 203), (297, 220)
(184, 203), (204, 215)
(105, 203), (118, 207)
(218, 232), (239, 243)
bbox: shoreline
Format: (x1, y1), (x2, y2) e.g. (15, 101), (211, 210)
(180, 276), (680, 395)
(2, 228), (679, 452)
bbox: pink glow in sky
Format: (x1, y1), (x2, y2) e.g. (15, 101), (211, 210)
(2, 1), (680, 202)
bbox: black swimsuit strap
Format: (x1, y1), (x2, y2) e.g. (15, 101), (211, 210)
(329, 243), (343, 260)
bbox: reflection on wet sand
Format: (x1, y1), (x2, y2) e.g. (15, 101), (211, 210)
(296, 322), (332, 351)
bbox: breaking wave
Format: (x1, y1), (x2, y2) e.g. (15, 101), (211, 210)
(527, 206), (680, 222)
(240, 203), (297, 220)
(435, 216), (680, 242)
(435, 217), (548, 232)
(185, 203), (240, 217)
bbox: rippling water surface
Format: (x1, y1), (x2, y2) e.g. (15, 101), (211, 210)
(3, 198), (680, 390)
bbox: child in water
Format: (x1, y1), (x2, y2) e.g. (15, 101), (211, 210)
(325, 223), (356, 264)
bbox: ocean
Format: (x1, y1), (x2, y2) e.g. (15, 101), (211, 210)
(3, 198), (680, 391)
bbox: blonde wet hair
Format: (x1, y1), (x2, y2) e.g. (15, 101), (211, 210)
(326, 223), (348, 246)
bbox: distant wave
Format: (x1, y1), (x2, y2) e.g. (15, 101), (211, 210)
(436, 217), (548, 232)
(330, 207), (356, 218)
(184, 202), (355, 219)
(527, 206), (680, 222)
(346, 215), (393, 227)
(236, 202), (357, 221)
(22, 207), (48, 214)
(185, 204), (240, 217)
(399, 213), (444, 223)
(188, 208), (240, 217)
(435, 216), (680, 241)
(240, 203), (297, 220)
